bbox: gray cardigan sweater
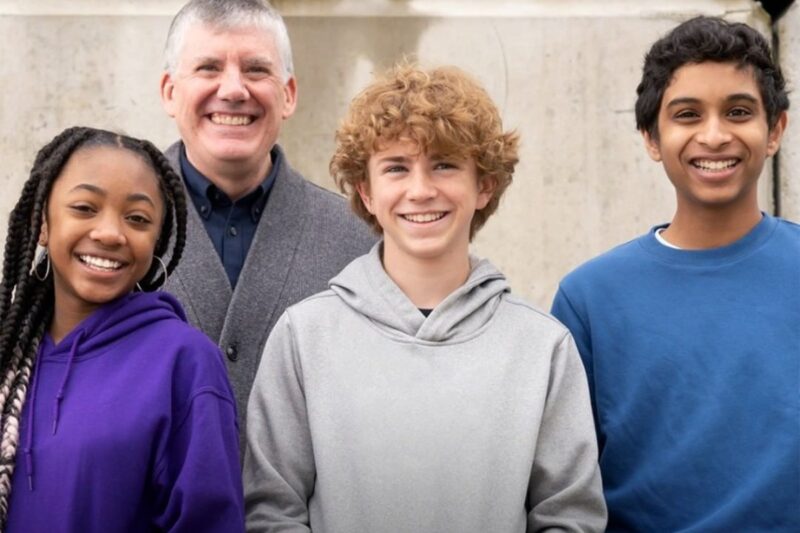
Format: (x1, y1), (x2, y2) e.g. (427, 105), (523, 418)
(164, 141), (376, 446)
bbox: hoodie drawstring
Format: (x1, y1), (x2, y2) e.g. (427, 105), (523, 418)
(24, 329), (84, 491)
(53, 330), (83, 436)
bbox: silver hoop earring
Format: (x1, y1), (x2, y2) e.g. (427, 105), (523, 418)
(138, 255), (168, 292)
(31, 247), (50, 282)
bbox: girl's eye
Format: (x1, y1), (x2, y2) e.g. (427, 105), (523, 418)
(69, 204), (95, 214)
(127, 214), (152, 225)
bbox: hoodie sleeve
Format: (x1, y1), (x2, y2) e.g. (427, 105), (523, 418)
(526, 333), (607, 532)
(243, 312), (314, 533)
(151, 338), (245, 533)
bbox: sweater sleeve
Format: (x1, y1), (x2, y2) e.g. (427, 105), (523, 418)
(152, 386), (245, 532)
(526, 333), (607, 532)
(243, 312), (315, 533)
(551, 286), (597, 418)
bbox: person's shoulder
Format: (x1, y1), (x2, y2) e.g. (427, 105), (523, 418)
(560, 233), (649, 286)
(500, 293), (572, 339)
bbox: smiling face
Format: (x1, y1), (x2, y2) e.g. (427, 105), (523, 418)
(643, 61), (786, 216)
(160, 22), (297, 193)
(359, 139), (493, 270)
(40, 146), (164, 325)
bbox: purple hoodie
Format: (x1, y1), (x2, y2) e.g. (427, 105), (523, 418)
(6, 291), (244, 532)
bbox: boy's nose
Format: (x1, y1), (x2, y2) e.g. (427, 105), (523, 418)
(407, 169), (437, 200)
(696, 117), (733, 148)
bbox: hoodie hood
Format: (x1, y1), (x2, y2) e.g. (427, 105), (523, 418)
(40, 291), (187, 362)
(329, 242), (510, 343)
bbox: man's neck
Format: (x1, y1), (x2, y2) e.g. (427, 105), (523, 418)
(187, 150), (273, 202)
(663, 202), (762, 250)
(382, 245), (471, 309)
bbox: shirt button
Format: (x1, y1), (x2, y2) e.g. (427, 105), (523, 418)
(226, 344), (238, 361)
(228, 226), (238, 236)
(200, 205), (209, 215)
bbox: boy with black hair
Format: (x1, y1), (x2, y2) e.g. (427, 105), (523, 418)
(244, 63), (607, 532)
(551, 16), (798, 531)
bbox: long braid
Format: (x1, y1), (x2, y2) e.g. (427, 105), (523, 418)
(0, 125), (188, 529)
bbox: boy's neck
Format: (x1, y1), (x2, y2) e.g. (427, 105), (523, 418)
(663, 203), (763, 250)
(382, 245), (472, 310)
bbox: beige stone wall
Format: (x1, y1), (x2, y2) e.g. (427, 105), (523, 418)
(0, 0), (787, 307)
(778, 2), (800, 222)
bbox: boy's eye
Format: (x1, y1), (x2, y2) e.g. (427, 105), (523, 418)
(674, 109), (699, 120)
(434, 162), (457, 171)
(728, 107), (752, 119)
(384, 165), (408, 174)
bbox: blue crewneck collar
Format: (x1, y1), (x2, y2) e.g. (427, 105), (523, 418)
(639, 213), (778, 266)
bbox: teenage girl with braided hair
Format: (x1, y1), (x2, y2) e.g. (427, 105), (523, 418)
(0, 126), (244, 532)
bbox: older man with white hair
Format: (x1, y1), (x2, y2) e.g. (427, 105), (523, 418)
(159, 0), (375, 446)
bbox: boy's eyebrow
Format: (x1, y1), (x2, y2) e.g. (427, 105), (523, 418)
(665, 93), (760, 107)
(374, 155), (411, 164)
(69, 184), (157, 207)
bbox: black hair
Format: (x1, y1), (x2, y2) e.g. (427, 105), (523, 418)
(635, 16), (789, 138)
(0, 126), (187, 525)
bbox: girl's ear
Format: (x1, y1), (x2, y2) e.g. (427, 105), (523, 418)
(38, 219), (49, 247)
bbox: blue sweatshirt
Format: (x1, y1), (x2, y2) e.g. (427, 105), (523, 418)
(6, 291), (244, 532)
(551, 214), (800, 532)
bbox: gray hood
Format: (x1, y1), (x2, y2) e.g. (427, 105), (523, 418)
(329, 243), (510, 343)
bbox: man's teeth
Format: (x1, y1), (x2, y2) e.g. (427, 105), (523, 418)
(403, 212), (445, 223)
(80, 255), (122, 271)
(693, 159), (738, 171)
(211, 113), (252, 126)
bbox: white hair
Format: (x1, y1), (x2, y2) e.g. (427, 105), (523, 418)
(164, 0), (294, 82)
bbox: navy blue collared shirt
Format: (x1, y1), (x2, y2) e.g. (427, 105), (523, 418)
(181, 147), (281, 287)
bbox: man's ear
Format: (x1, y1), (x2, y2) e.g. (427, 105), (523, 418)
(642, 129), (662, 162)
(356, 181), (373, 214)
(767, 111), (788, 157)
(159, 71), (177, 118)
(476, 176), (497, 210)
(281, 76), (298, 120)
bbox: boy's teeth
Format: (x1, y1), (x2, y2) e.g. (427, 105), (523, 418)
(694, 159), (737, 171)
(404, 212), (445, 223)
(211, 113), (252, 126)
(80, 255), (122, 270)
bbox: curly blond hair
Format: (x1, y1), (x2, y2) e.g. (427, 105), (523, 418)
(330, 63), (519, 239)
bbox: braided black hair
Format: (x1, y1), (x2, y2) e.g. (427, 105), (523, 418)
(0, 126), (187, 527)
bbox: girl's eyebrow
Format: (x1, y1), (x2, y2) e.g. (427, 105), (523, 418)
(68, 184), (156, 207)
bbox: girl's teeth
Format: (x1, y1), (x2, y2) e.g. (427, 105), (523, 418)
(80, 255), (122, 270)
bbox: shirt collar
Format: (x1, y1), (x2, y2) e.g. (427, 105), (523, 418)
(179, 145), (282, 221)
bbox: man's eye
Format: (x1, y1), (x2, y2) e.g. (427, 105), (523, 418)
(197, 64), (219, 72)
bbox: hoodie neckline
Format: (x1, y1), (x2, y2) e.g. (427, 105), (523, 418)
(329, 242), (509, 343)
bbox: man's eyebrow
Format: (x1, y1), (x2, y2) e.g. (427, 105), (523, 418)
(242, 57), (275, 68)
(190, 55), (221, 65)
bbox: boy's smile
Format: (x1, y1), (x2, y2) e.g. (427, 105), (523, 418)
(359, 139), (491, 270)
(643, 61), (786, 217)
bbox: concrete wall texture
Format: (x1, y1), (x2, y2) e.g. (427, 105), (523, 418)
(0, 0), (795, 307)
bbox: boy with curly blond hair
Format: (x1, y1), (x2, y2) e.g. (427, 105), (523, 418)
(244, 63), (606, 533)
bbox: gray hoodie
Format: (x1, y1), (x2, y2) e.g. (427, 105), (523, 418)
(244, 244), (606, 532)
